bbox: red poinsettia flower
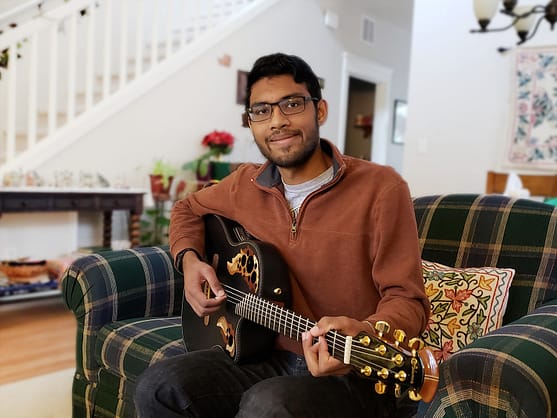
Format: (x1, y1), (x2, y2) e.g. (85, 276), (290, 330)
(202, 130), (235, 150)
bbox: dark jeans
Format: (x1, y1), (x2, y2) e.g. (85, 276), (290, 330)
(134, 347), (417, 418)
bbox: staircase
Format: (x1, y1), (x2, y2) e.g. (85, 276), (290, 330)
(0, 0), (272, 176)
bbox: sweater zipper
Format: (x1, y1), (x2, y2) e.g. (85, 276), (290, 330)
(288, 168), (343, 241)
(290, 209), (297, 238)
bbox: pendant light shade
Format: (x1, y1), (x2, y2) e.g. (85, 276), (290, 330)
(474, 0), (500, 29)
(513, 6), (537, 40)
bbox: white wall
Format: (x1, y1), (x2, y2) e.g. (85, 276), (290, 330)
(0, 0), (414, 259)
(403, 0), (557, 196)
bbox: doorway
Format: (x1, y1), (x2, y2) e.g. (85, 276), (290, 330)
(337, 52), (392, 165)
(343, 77), (376, 160)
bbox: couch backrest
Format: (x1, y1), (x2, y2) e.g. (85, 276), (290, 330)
(413, 194), (557, 324)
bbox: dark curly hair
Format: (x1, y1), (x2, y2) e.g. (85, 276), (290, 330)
(244, 53), (322, 109)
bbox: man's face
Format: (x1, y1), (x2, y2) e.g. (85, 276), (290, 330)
(248, 74), (327, 168)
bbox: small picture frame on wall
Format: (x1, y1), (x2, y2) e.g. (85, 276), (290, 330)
(236, 70), (248, 105)
(392, 99), (407, 145)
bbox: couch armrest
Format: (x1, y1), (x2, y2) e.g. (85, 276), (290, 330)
(418, 299), (557, 418)
(60, 246), (184, 382)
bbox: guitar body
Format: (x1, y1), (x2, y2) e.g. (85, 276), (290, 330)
(181, 214), (292, 363)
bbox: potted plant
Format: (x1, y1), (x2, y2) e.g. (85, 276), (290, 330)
(149, 160), (176, 201)
(183, 130), (235, 182)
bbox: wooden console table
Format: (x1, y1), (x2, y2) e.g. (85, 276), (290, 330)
(0, 188), (145, 248)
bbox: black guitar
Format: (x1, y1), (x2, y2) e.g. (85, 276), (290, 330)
(181, 214), (439, 402)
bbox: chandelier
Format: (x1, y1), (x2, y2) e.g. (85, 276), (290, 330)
(471, 0), (557, 46)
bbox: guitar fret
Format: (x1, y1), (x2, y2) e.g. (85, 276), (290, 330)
(288, 310), (292, 339)
(275, 305), (286, 334)
(270, 300), (276, 331)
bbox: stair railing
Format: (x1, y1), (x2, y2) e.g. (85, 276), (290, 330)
(0, 0), (256, 171)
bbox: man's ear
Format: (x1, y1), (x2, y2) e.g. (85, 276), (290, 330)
(317, 99), (328, 126)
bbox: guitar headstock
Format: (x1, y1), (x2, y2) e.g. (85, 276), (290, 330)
(350, 320), (439, 402)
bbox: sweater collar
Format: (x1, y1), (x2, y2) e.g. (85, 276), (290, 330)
(255, 139), (345, 188)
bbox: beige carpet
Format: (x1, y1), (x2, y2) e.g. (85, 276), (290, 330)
(0, 368), (73, 418)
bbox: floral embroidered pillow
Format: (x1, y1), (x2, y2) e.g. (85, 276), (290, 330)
(421, 260), (515, 363)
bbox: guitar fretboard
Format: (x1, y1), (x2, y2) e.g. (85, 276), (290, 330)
(227, 287), (347, 362)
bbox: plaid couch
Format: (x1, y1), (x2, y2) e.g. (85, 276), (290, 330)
(61, 194), (557, 417)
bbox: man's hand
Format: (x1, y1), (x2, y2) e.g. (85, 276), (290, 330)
(301, 316), (370, 377)
(182, 251), (226, 317)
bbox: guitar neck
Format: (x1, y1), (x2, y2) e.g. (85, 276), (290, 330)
(232, 291), (347, 362)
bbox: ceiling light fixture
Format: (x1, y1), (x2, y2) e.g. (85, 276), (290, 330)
(471, 0), (557, 49)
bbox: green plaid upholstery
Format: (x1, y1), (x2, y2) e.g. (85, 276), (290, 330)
(61, 246), (183, 418)
(413, 195), (557, 418)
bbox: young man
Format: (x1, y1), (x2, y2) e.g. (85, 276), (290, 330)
(135, 53), (429, 417)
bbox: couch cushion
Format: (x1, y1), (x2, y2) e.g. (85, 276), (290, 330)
(96, 316), (186, 382)
(421, 260), (515, 362)
(413, 194), (557, 324)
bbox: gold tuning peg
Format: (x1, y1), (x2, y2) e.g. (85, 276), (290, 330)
(408, 337), (425, 352)
(358, 335), (371, 347)
(394, 370), (407, 382)
(374, 320), (390, 337)
(375, 344), (387, 356)
(374, 381), (386, 395)
(377, 368), (389, 380)
(409, 389), (422, 401)
(360, 366), (372, 377)
(393, 329), (406, 346)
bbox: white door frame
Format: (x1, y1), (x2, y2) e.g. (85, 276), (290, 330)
(337, 52), (393, 165)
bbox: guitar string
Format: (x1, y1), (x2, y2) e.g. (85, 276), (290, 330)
(220, 283), (406, 374)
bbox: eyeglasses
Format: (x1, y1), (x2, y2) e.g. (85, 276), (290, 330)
(247, 96), (319, 122)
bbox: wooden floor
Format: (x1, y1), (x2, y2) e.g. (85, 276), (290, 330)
(0, 295), (76, 385)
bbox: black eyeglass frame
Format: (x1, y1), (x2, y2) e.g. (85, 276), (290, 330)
(246, 96), (320, 122)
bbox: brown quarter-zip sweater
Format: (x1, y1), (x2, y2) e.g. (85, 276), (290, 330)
(170, 140), (429, 355)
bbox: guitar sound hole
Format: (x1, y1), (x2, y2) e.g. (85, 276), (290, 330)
(247, 256), (255, 273)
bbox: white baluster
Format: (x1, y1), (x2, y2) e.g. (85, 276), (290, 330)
(85, 0), (96, 110)
(119, 0), (129, 89)
(165, 0), (172, 59)
(102, 0), (112, 99)
(27, 32), (38, 146)
(67, 11), (77, 121)
(48, 23), (58, 135)
(150, 2), (159, 66)
(6, 42), (17, 163)
(134, 0), (145, 78)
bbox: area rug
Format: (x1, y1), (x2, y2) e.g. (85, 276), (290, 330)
(0, 368), (73, 417)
